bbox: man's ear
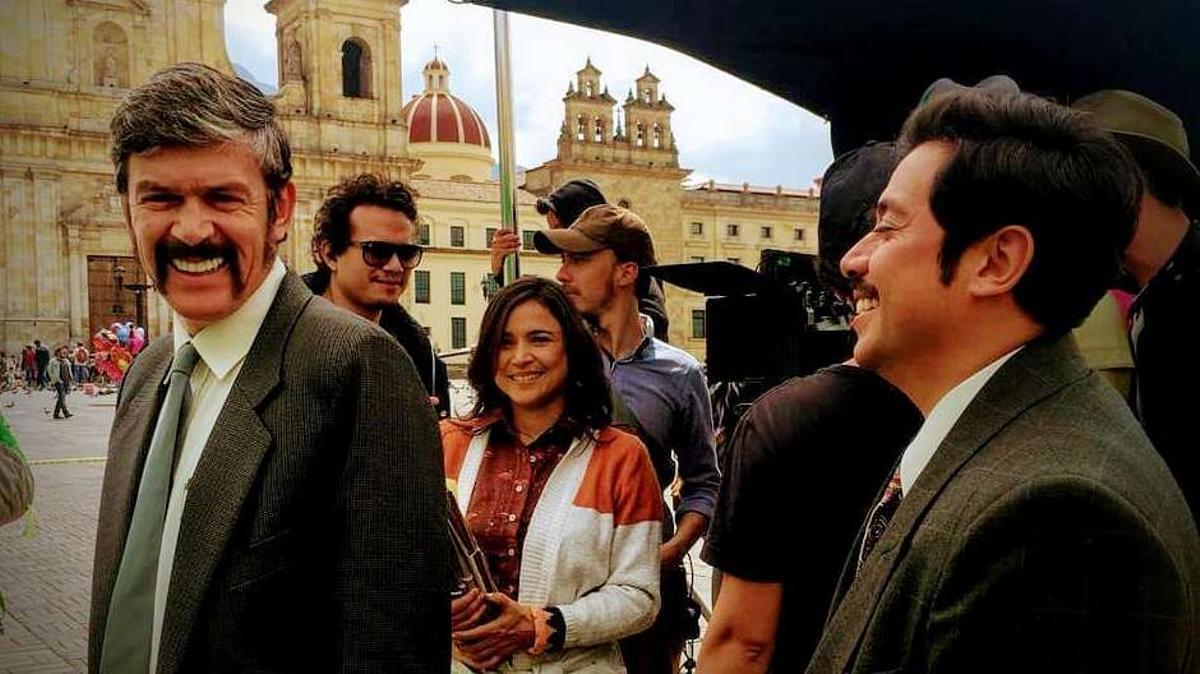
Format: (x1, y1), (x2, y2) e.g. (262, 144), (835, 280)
(967, 225), (1034, 298)
(320, 240), (339, 273)
(614, 260), (640, 289)
(270, 182), (297, 245)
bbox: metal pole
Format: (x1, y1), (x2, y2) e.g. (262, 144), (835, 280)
(493, 8), (519, 284)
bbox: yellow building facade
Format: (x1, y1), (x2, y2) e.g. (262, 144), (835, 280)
(525, 60), (819, 358)
(0, 0), (818, 364)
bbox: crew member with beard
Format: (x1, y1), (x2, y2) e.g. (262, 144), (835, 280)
(90, 63), (450, 672)
(306, 173), (450, 417)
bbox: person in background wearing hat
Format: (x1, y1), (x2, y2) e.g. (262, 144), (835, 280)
(1074, 90), (1200, 521)
(536, 205), (719, 673)
(697, 143), (923, 674)
(488, 178), (671, 341)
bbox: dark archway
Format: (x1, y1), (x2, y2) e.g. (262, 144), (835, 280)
(341, 39), (372, 98)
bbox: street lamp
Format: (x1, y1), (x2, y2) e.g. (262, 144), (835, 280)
(113, 261), (150, 332)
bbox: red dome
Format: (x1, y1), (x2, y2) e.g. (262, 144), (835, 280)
(402, 92), (491, 149)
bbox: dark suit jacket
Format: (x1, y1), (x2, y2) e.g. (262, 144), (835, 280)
(89, 272), (451, 673)
(808, 334), (1200, 674)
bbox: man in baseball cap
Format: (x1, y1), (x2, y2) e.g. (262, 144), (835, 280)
(1073, 90), (1200, 519)
(539, 204), (719, 673)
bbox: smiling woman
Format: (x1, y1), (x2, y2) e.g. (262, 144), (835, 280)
(441, 277), (663, 672)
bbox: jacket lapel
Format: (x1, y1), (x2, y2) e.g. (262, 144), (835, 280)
(156, 273), (313, 672)
(90, 340), (172, 670)
(809, 334), (1092, 672)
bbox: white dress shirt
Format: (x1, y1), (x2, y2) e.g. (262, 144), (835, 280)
(898, 346), (1023, 494)
(149, 259), (286, 672)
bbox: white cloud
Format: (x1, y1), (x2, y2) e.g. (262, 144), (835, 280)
(224, 0), (833, 188)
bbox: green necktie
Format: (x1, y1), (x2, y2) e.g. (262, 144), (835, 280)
(99, 343), (200, 673)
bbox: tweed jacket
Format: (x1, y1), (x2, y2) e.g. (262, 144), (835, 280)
(89, 272), (451, 673)
(808, 334), (1200, 674)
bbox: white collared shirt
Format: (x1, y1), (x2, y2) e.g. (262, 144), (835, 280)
(898, 346), (1023, 494)
(149, 258), (286, 672)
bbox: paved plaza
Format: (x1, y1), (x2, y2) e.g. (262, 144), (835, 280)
(0, 386), (713, 673)
(1, 388), (112, 673)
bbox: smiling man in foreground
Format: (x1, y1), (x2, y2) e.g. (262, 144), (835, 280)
(807, 89), (1199, 673)
(89, 63), (450, 673)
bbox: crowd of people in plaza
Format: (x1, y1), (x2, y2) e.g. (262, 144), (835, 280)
(2, 323), (149, 394)
(69, 59), (1198, 674)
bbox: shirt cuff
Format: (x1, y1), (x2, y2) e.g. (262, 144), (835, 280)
(545, 605), (566, 652)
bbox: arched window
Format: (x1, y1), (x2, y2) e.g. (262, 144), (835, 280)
(652, 124), (663, 149)
(641, 88), (651, 104)
(341, 39), (372, 98)
(594, 118), (605, 143)
(635, 123), (645, 148)
(585, 81), (594, 97)
(576, 115), (587, 142)
(93, 22), (129, 88)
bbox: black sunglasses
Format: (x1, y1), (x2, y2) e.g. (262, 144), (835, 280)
(348, 241), (423, 269)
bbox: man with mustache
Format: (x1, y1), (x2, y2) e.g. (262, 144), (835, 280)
(807, 89), (1198, 672)
(90, 63), (450, 673)
(305, 173), (450, 418)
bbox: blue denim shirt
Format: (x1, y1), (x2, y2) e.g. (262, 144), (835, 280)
(606, 320), (720, 522)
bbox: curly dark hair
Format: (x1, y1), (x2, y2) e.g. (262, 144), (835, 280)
(899, 90), (1141, 336)
(310, 173), (419, 283)
(467, 277), (612, 433)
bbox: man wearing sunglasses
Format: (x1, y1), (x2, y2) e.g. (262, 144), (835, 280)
(307, 173), (450, 417)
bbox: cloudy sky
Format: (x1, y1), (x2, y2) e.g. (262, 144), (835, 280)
(224, 0), (833, 188)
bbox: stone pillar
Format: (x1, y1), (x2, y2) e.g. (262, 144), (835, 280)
(65, 222), (86, 342)
(2, 170), (36, 350)
(33, 169), (70, 346)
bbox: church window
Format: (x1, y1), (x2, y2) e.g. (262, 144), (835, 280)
(652, 124), (663, 149)
(635, 123), (645, 148)
(576, 115), (587, 141)
(594, 118), (605, 143)
(642, 88), (652, 104)
(341, 39), (372, 98)
(585, 81), (594, 97)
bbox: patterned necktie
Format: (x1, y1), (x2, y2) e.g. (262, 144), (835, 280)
(857, 471), (903, 577)
(100, 343), (200, 674)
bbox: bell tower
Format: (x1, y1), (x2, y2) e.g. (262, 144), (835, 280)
(266, 0), (407, 131)
(622, 66), (677, 166)
(559, 57), (618, 156)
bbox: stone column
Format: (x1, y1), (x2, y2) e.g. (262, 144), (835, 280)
(65, 222), (86, 342)
(33, 169), (69, 346)
(1, 171), (35, 349)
